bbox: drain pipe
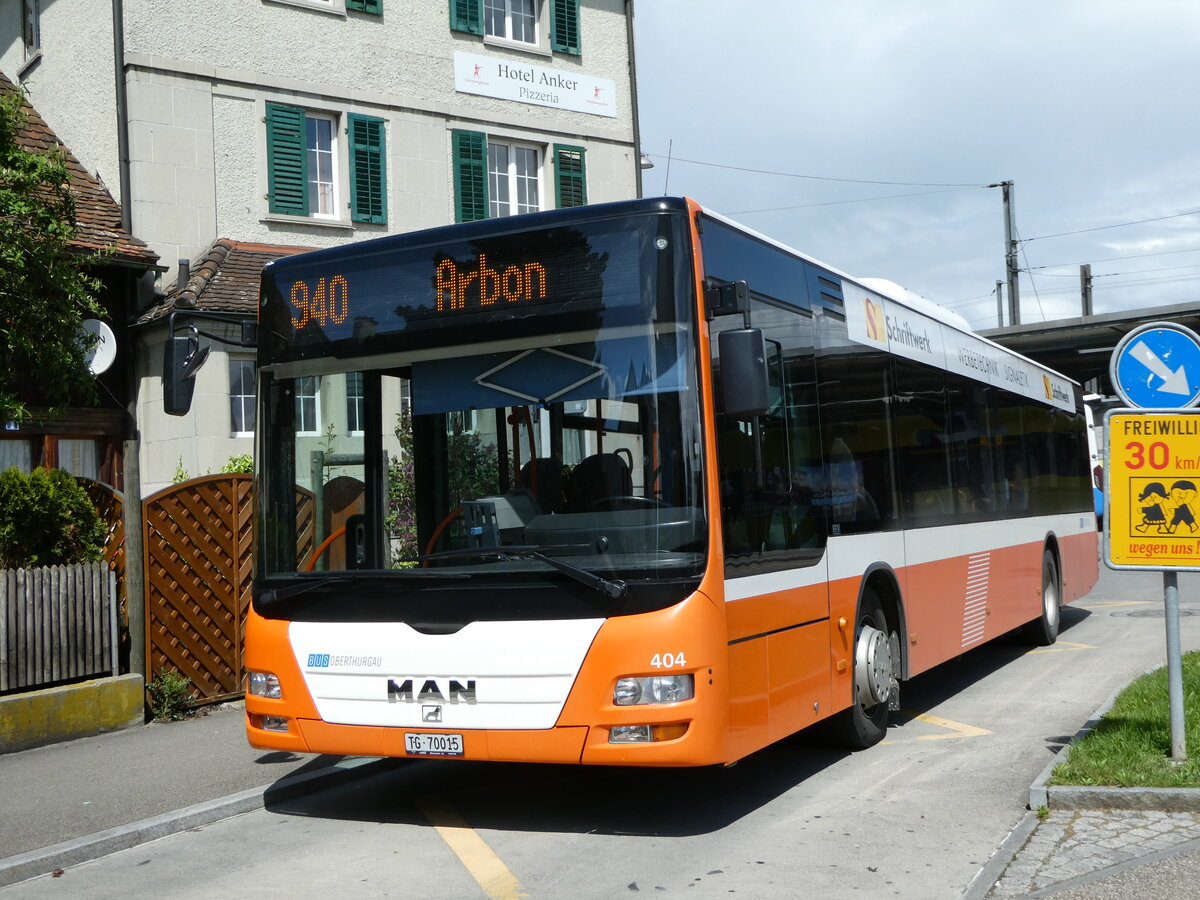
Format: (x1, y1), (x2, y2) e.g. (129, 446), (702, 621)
(112, 0), (132, 231)
(625, 0), (644, 199)
(113, 0), (146, 683)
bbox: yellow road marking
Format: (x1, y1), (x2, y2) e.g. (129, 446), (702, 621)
(1029, 640), (1096, 654)
(418, 798), (526, 900)
(908, 712), (992, 741)
(1079, 600), (1152, 610)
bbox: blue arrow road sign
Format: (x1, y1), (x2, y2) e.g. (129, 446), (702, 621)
(1111, 321), (1200, 409)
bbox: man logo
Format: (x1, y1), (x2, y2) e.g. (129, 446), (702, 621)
(387, 678), (477, 704)
(422, 705), (443, 723)
(864, 297), (886, 343)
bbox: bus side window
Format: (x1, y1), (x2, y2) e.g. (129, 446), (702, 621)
(711, 301), (824, 573)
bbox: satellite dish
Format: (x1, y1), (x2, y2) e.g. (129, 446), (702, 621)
(81, 319), (117, 375)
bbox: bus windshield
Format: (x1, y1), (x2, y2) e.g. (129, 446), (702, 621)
(254, 207), (707, 611)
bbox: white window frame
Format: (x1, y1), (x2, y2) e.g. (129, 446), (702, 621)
(345, 371), (365, 436)
(483, 0), (551, 55)
(296, 375), (321, 436)
(488, 139), (544, 218)
(230, 358), (257, 437)
(305, 112), (340, 221)
(19, 0), (41, 74)
(265, 0), (347, 17)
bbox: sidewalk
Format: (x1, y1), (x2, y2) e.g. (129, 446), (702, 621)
(964, 689), (1200, 899)
(0, 702), (390, 889)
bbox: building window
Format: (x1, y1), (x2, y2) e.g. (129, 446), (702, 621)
(296, 376), (320, 435)
(230, 359), (256, 434)
(306, 114), (338, 218)
(485, 0), (537, 44)
(266, 103), (387, 224)
(22, 0), (40, 58)
(346, 372), (364, 434)
(453, 130), (586, 223)
(451, 0), (579, 55)
(488, 141), (540, 217)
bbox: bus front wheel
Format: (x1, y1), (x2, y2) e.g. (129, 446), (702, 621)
(832, 590), (893, 750)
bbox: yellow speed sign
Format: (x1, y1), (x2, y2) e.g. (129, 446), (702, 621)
(1107, 411), (1200, 570)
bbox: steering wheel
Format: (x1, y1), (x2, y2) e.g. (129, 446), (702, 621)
(590, 496), (666, 512)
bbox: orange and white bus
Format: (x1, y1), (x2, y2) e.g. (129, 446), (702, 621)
(245, 197), (1098, 765)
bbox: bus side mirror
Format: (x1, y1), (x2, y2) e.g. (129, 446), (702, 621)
(718, 328), (769, 419)
(163, 331), (210, 416)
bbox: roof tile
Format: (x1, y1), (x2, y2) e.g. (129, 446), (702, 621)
(1, 69), (158, 268)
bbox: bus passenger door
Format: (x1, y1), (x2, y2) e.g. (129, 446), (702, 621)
(711, 300), (832, 750)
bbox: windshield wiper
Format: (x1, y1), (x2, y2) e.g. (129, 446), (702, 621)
(419, 545), (628, 599)
(260, 569), (469, 602)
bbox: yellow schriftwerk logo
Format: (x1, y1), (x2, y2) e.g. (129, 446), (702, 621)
(865, 297), (886, 343)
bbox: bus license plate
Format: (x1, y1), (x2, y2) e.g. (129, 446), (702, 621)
(404, 732), (464, 756)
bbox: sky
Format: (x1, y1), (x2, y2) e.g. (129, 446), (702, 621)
(632, 0), (1200, 330)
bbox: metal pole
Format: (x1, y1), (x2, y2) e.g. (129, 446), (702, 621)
(1002, 181), (1020, 326)
(996, 281), (1004, 328)
(1080, 264), (1093, 317)
(1163, 570), (1187, 761)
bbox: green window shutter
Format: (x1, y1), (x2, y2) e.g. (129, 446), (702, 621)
(346, 0), (382, 13)
(554, 144), (586, 209)
(348, 114), (387, 224)
(551, 0), (580, 54)
(453, 130), (488, 223)
(449, 0), (482, 35)
(265, 102), (308, 216)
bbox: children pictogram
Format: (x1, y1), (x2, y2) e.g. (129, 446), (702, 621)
(1132, 479), (1199, 535)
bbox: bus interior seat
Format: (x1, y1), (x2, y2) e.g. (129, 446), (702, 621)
(567, 452), (633, 511)
(516, 458), (565, 514)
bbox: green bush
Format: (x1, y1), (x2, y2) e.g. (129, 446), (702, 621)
(147, 669), (195, 721)
(0, 467), (105, 569)
(221, 454), (254, 474)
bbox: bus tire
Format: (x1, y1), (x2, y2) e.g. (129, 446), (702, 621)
(832, 589), (893, 750)
(1023, 548), (1061, 646)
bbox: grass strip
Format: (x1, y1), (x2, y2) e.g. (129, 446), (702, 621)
(1050, 650), (1200, 788)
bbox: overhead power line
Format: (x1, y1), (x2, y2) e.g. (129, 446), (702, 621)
(1028, 246), (1200, 270)
(1023, 208), (1200, 242)
(642, 152), (986, 189)
(729, 186), (976, 215)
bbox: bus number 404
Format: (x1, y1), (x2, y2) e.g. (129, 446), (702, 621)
(651, 652), (686, 669)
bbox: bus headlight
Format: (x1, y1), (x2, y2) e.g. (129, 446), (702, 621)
(613, 674), (694, 706)
(247, 670), (282, 699)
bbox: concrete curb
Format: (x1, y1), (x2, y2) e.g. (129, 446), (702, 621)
(0, 675), (144, 754)
(959, 811), (1039, 900)
(0, 755), (392, 889)
(1029, 675), (1200, 812)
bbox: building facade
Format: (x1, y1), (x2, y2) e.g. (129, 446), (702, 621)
(4, 0), (641, 494)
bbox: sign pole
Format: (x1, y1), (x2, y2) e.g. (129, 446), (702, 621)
(1163, 570), (1187, 761)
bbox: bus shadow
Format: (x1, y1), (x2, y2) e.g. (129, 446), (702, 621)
(896, 604), (1091, 715)
(264, 608), (1092, 837)
(266, 739), (849, 837)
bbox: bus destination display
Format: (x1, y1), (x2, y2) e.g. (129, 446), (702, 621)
(269, 225), (643, 355)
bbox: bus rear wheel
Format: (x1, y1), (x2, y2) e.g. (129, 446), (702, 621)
(832, 591), (893, 750)
(1022, 548), (1061, 646)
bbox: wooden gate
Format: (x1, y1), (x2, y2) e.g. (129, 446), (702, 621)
(143, 474), (253, 704)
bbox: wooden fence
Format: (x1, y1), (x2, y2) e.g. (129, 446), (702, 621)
(142, 475), (314, 707)
(0, 561), (118, 693)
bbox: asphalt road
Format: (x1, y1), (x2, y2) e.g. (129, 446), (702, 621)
(7, 566), (1199, 899)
